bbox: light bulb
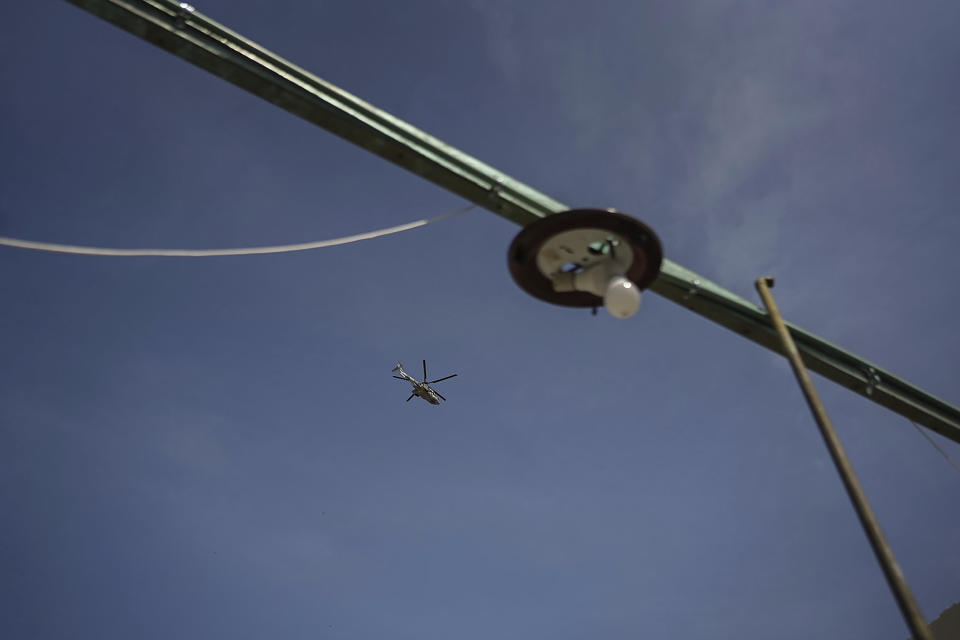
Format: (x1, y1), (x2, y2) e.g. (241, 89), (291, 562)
(604, 276), (642, 318)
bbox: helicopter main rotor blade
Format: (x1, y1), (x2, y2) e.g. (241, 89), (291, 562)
(406, 393), (415, 402)
(434, 390), (447, 402)
(428, 374), (458, 383)
(422, 360), (427, 382)
(393, 376), (407, 380)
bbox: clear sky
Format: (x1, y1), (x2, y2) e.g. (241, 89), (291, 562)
(2, 2), (959, 639)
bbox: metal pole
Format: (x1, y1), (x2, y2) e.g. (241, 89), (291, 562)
(61, 0), (960, 444)
(755, 277), (933, 640)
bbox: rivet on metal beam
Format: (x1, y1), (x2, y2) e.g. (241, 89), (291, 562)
(864, 367), (882, 396)
(175, 3), (195, 30)
(487, 177), (504, 198)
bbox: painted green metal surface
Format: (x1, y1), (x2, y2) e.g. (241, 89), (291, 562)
(63, 0), (960, 443)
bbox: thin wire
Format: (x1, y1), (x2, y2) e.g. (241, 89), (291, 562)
(0, 204), (475, 257)
(910, 421), (960, 473)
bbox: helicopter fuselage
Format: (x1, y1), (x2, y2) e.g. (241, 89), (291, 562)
(396, 372), (441, 405)
(413, 385), (441, 405)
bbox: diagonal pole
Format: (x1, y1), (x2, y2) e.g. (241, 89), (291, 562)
(755, 276), (933, 640)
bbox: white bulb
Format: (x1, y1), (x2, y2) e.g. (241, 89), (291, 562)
(604, 276), (642, 318)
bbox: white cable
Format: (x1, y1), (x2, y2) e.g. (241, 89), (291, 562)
(0, 204), (475, 257)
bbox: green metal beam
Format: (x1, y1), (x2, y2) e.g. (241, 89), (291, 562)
(63, 0), (960, 444)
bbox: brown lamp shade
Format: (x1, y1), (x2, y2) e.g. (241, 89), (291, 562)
(508, 209), (663, 308)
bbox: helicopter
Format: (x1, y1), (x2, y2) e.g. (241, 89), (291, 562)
(392, 360), (458, 405)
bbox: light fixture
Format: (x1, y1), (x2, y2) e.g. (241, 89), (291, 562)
(508, 209), (663, 318)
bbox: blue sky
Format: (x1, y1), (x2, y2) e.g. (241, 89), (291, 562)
(2, 1), (959, 639)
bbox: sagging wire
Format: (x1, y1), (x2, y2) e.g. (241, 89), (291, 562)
(910, 421), (960, 474)
(0, 203), (475, 258)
